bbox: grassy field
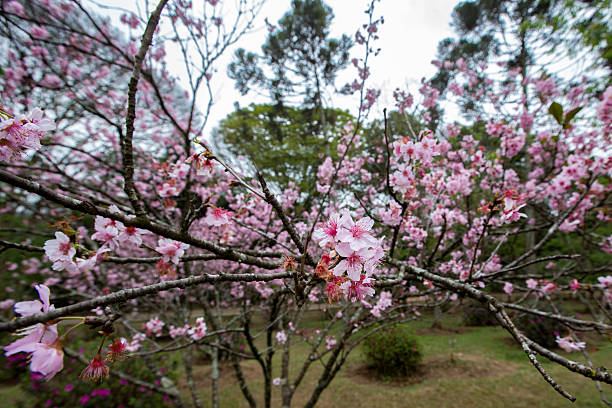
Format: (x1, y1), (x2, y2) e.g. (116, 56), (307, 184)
(181, 313), (612, 408)
(2, 311), (611, 407)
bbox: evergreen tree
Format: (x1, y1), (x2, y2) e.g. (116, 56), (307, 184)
(227, 0), (352, 132)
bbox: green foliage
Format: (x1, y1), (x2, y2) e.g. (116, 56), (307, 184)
(213, 103), (353, 198)
(569, 0), (612, 75)
(548, 102), (584, 129)
(548, 101), (564, 125)
(362, 324), (423, 377)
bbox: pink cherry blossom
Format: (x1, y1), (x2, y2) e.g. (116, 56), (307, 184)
(155, 238), (189, 265)
(500, 190), (527, 223)
(188, 317), (207, 341)
(555, 336), (586, 353)
(169, 324), (190, 338)
(43, 232), (75, 268)
(503, 282), (513, 295)
(13, 284), (52, 316)
(144, 317), (165, 337)
(0, 108), (55, 161)
(337, 209), (376, 251)
(334, 242), (371, 281)
(598, 276), (612, 304)
(30, 25), (50, 39)
(370, 291), (392, 318)
(120, 13), (140, 28)
(597, 85), (612, 135)
(117, 226), (145, 246)
(204, 206), (233, 227)
(598, 276), (612, 287)
(122, 335), (144, 352)
(79, 354), (109, 382)
(5, 1), (25, 16)
(28, 335), (64, 380)
(313, 213), (341, 248)
(569, 279), (581, 292)
(91, 215), (124, 249)
(325, 276), (344, 303)
(541, 281), (558, 294)
(159, 180), (180, 197)
(275, 331), (287, 344)
(3, 285), (62, 380)
(325, 336), (337, 350)
(106, 339), (128, 362)
(185, 153), (214, 176)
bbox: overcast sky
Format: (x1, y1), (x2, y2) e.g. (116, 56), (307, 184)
(204, 0), (457, 131)
(99, 0), (458, 134)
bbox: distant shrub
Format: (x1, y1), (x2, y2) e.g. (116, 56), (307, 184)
(362, 324), (423, 377)
(462, 302), (497, 326)
(514, 306), (565, 349)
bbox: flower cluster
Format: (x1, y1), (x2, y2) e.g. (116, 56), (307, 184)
(122, 333), (146, 352)
(525, 278), (558, 295)
(188, 317), (208, 341)
(313, 210), (383, 302)
(597, 85), (612, 135)
(370, 291), (392, 318)
(480, 190), (527, 224)
(143, 317), (165, 337)
(43, 212), (146, 274)
(92, 213), (146, 249)
(155, 238), (190, 265)
(275, 331), (287, 344)
(325, 335), (337, 350)
(169, 324), (191, 338)
(0, 107), (55, 161)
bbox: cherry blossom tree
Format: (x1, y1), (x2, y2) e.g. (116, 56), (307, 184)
(0, 0), (611, 407)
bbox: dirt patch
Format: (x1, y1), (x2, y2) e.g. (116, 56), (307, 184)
(413, 326), (471, 336)
(345, 353), (517, 387)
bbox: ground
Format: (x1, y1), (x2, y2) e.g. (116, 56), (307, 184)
(181, 312), (612, 407)
(1, 309), (610, 407)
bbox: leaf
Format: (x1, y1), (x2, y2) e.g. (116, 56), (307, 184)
(563, 106), (583, 128)
(548, 102), (563, 125)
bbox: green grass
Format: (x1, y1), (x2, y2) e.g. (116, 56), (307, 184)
(2, 311), (611, 407)
(185, 313), (612, 407)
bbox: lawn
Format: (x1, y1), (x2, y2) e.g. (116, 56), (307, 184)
(182, 312), (612, 407)
(2, 310), (610, 407)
